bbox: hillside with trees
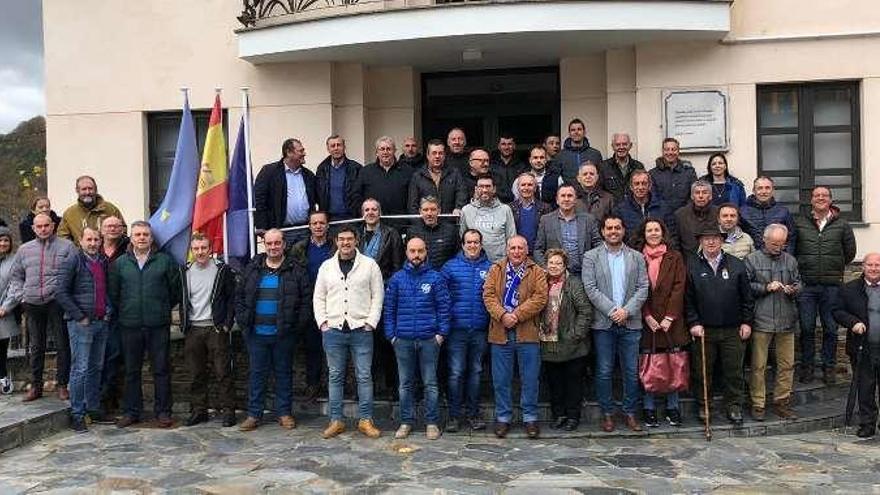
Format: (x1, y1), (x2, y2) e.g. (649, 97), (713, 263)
(0, 116), (46, 242)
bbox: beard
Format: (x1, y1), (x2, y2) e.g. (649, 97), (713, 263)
(79, 195), (96, 208)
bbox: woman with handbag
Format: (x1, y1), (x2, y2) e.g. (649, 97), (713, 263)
(540, 248), (593, 431)
(634, 218), (688, 427)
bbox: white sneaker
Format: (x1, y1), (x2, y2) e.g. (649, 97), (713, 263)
(426, 424), (441, 440)
(0, 376), (13, 395)
(394, 424), (412, 439)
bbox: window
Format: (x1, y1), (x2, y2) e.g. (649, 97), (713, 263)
(757, 81), (862, 220)
(147, 110), (228, 214)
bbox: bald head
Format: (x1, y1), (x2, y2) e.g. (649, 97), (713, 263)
(406, 236), (427, 267)
(864, 253), (880, 284)
(32, 213), (55, 240)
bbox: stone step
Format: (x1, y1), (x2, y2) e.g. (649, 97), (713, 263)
(0, 394), (70, 454)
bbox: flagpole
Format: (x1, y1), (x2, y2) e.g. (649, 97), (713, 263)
(212, 87), (231, 264)
(242, 87), (256, 259)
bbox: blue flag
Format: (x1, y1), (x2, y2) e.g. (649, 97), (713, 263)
(149, 94), (199, 265)
(227, 117), (252, 258)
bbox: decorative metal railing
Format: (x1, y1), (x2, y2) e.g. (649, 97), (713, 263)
(238, 0), (363, 27)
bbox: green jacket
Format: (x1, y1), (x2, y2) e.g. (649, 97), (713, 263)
(793, 207), (856, 285)
(541, 275), (593, 363)
(109, 249), (181, 328)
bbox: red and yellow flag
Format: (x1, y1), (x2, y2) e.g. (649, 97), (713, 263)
(192, 93), (228, 253)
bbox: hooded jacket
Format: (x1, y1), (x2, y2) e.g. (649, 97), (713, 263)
(459, 198), (517, 262)
(740, 195), (796, 253)
(235, 253), (311, 337)
(57, 195), (125, 243)
(383, 261), (451, 340)
(793, 206), (856, 285)
(557, 137), (603, 184)
(441, 250), (492, 332)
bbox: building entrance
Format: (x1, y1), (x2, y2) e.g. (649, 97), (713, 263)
(421, 66), (560, 150)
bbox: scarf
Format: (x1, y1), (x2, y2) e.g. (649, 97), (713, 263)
(724, 226), (744, 245)
(540, 273), (566, 343)
(642, 243), (667, 288)
(502, 262), (527, 313)
(363, 227), (383, 260)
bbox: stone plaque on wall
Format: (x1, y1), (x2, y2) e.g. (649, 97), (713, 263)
(663, 90), (728, 151)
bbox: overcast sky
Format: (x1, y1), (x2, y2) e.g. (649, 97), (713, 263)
(0, 0), (44, 134)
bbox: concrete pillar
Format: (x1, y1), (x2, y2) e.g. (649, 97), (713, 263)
(366, 66), (419, 157)
(605, 47), (639, 159)
(560, 55), (608, 156)
(332, 63), (368, 163)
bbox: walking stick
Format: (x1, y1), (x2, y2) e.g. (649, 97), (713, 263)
(700, 334), (712, 441)
(843, 334), (864, 435)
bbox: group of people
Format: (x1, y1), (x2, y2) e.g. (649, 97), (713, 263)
(1, 117), (878, 441)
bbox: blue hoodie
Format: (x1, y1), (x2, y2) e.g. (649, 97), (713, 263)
(384, 261), (451, 340)
(440, 250), (492, 332)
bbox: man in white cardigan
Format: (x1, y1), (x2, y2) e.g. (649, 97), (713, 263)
(313, 225), (385, 439)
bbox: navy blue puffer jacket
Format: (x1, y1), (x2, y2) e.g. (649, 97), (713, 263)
(384, 262), (451, 340)
(441, 250), (492, 332)
(740, 195), (796, 252)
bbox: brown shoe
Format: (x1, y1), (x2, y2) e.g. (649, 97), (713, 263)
(239, 416), (260, 432)
(278, 415), (297, 430)
(494, 422), (510, 439)
(116, 415), (139, 428)
(357, 418), (381, 438)
(625, 414), (643, 432)
(322, 420), (346, 439)
(57, 386), (69, 401)
(524, 421), (540, 439)
(772, 398), (798, 420)
(751, 406), (765, 422)
(601, 414), (615, 433)
(22, 388), (42, 402)
(156, 415), (174, 428)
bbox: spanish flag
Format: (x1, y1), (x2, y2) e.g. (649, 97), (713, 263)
(192, 93), (228, 254)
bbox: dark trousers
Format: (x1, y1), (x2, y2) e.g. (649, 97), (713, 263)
(120, 325), (172, 419)
(544, 357), (587, 420)
(0, 338), (8, 377)
(24, 301), (69, 389)
(798, 284), (840, 370)
(857, 345), (880, 428)
(100, 321), (123, 408)
(185, 326), (235, 413)
(692, 326), (745, 411)
(303, 321), (323, 388)
(245, 332), (296, 418)
(372, 320), (398, 395)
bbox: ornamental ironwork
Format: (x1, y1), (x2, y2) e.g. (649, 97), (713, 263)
(238, 0), (362, 27)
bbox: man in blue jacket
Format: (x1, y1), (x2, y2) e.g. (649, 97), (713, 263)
(614, 170), (679, 249)
(384, 237), (451, 440)
(557, 118), (603, 185)
(440, 229), (492, 432)
(55, 227), (111, 432)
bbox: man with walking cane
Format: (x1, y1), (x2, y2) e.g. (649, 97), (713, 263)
(686, 227), (754, 428)
(833, 252), (880, 438)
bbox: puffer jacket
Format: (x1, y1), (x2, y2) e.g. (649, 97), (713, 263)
(109, 249), (181, 328)
(235, 254), (311, 337)
(441, 250), (492, 332)
(7, 234), (77, 305)
(541, 275), (593, 363)
(744, 249), (801, 333)
(614, 193), (679, 249)
(383, 262), (451, 340)
(740, 195), (796, 253)
(55, 250), (111, 322)
(793, 206), (856, 286)
(408, 220), (459, 269)
(0, 253), (21, 339)
(701, 174), (746, 207)
(557, 137), (603, 184)
(407, 166), (469, 213)
(721, 227), (755, 260)
(649, 158), (697, 211)
(459, 198), (517, 262)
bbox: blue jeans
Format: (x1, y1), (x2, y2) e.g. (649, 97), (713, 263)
(446, 329), (488, 419)
(798, 284), (840, 370)
(491, 330), (541, 423)
(594, 325), (641, 415)
(68, 320), (108, 419)
(323, 328), (374, 421)
(393, 337), (440, 424)
(643, 392), (680, 411)
(245, 332), (296, 419)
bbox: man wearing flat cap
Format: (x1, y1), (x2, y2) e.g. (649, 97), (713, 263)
(685, 226), (755, 427)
